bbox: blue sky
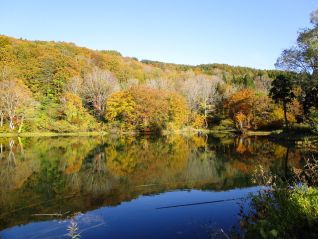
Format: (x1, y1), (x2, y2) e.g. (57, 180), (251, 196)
(0, 0), (317, 69)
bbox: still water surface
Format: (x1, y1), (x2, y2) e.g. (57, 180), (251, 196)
(0, 134), (305, 238)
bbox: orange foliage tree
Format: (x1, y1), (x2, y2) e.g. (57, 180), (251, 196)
(226, 89), (292, 130)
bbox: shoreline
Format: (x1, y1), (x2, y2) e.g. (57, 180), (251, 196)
(0, 129), (317, 142)
(0, 128), (236, 138)
(0, 131), (109, 137)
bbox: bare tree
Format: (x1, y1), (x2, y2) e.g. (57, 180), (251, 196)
(146, 78), (172, 91)
(121, 78), (139, 90)
(0, 66), (14, 82)
(182, 77), (202, 111)
(0, 67), (16, 128)
(82, 67), (120, 116)
(200, 76), (221, 128)
(182, 75), (221, 128)
(0, 101), (4, 127)
(66, 76), (83, 95)
(254, 73), (272, 93)
(0, 80), (29, 130)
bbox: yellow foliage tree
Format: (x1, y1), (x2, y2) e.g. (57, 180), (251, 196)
(59, 92), (97, 130)
(235, 111), (247, 131)
(106, 87), (190, 132)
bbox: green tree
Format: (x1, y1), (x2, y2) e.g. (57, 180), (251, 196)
(275, 8), (318, 75)
(269, 74), (295, 129)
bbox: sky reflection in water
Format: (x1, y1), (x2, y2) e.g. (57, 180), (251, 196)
(0, 135), (305, 238)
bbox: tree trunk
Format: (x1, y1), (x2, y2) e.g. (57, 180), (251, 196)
(284, 147), (290, 178)
(18, 115), (24, 133)
(283, 102), (289, 129)
(9, 116), (15, 130)
(0, 112), (3, 127)
(247, 116), (251, 129)
(239, 121), (243, 130)
(8, 139), (16, 165)
(18, 137), (24, 155)
(204, 100), (208, 128)
(204, 109), (208, 128)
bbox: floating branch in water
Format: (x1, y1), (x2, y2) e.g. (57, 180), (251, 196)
(32, 211), (71, 217)
(135, 183), (159, 187)
(156, 197), (246, 209)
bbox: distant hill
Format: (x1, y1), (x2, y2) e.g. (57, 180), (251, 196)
(0, 35), (279, 97)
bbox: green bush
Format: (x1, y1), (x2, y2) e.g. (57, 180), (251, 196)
(307, 107), (318, 134)
(241, 184), (318, 238)
(212, 118), (235, 130)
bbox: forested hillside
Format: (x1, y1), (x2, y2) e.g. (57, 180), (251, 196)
(0, 35), (301, 133)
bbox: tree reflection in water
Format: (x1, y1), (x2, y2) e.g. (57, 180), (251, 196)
(0, 134), (306, 230)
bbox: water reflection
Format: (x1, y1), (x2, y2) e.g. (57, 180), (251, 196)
(0, 134), (306, 236)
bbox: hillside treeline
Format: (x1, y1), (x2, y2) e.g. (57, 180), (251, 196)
(0, 34), (309, 133)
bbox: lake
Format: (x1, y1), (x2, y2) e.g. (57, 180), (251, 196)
(0, 134), (306, 239)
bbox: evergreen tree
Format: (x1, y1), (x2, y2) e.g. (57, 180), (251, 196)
(270, 74), (295, 128)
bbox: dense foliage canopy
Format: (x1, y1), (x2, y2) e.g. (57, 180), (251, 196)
(0, 31), (313, 133)
(106, 87), (189, 131)
(0, 34), (285, 133)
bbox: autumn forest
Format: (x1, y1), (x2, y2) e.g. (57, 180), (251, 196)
(0, 32), (313, 135)
(2, 2), (318, 239)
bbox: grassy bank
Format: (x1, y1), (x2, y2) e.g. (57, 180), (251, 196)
(163, 127), (236, 136)
(244, 130), (275, 136)
(0, 127), (237, 138)
(0, 131), (109, 138)
(0, 127), (316, 141)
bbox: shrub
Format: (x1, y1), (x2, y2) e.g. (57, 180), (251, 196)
(240, 162), (318, 239)
(241, 185), (318, 239)
(57, 92), (99, 131)
(307, 107), (318, 133)
(192, 114), (205, 129)
(218, 119), (235, 130)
